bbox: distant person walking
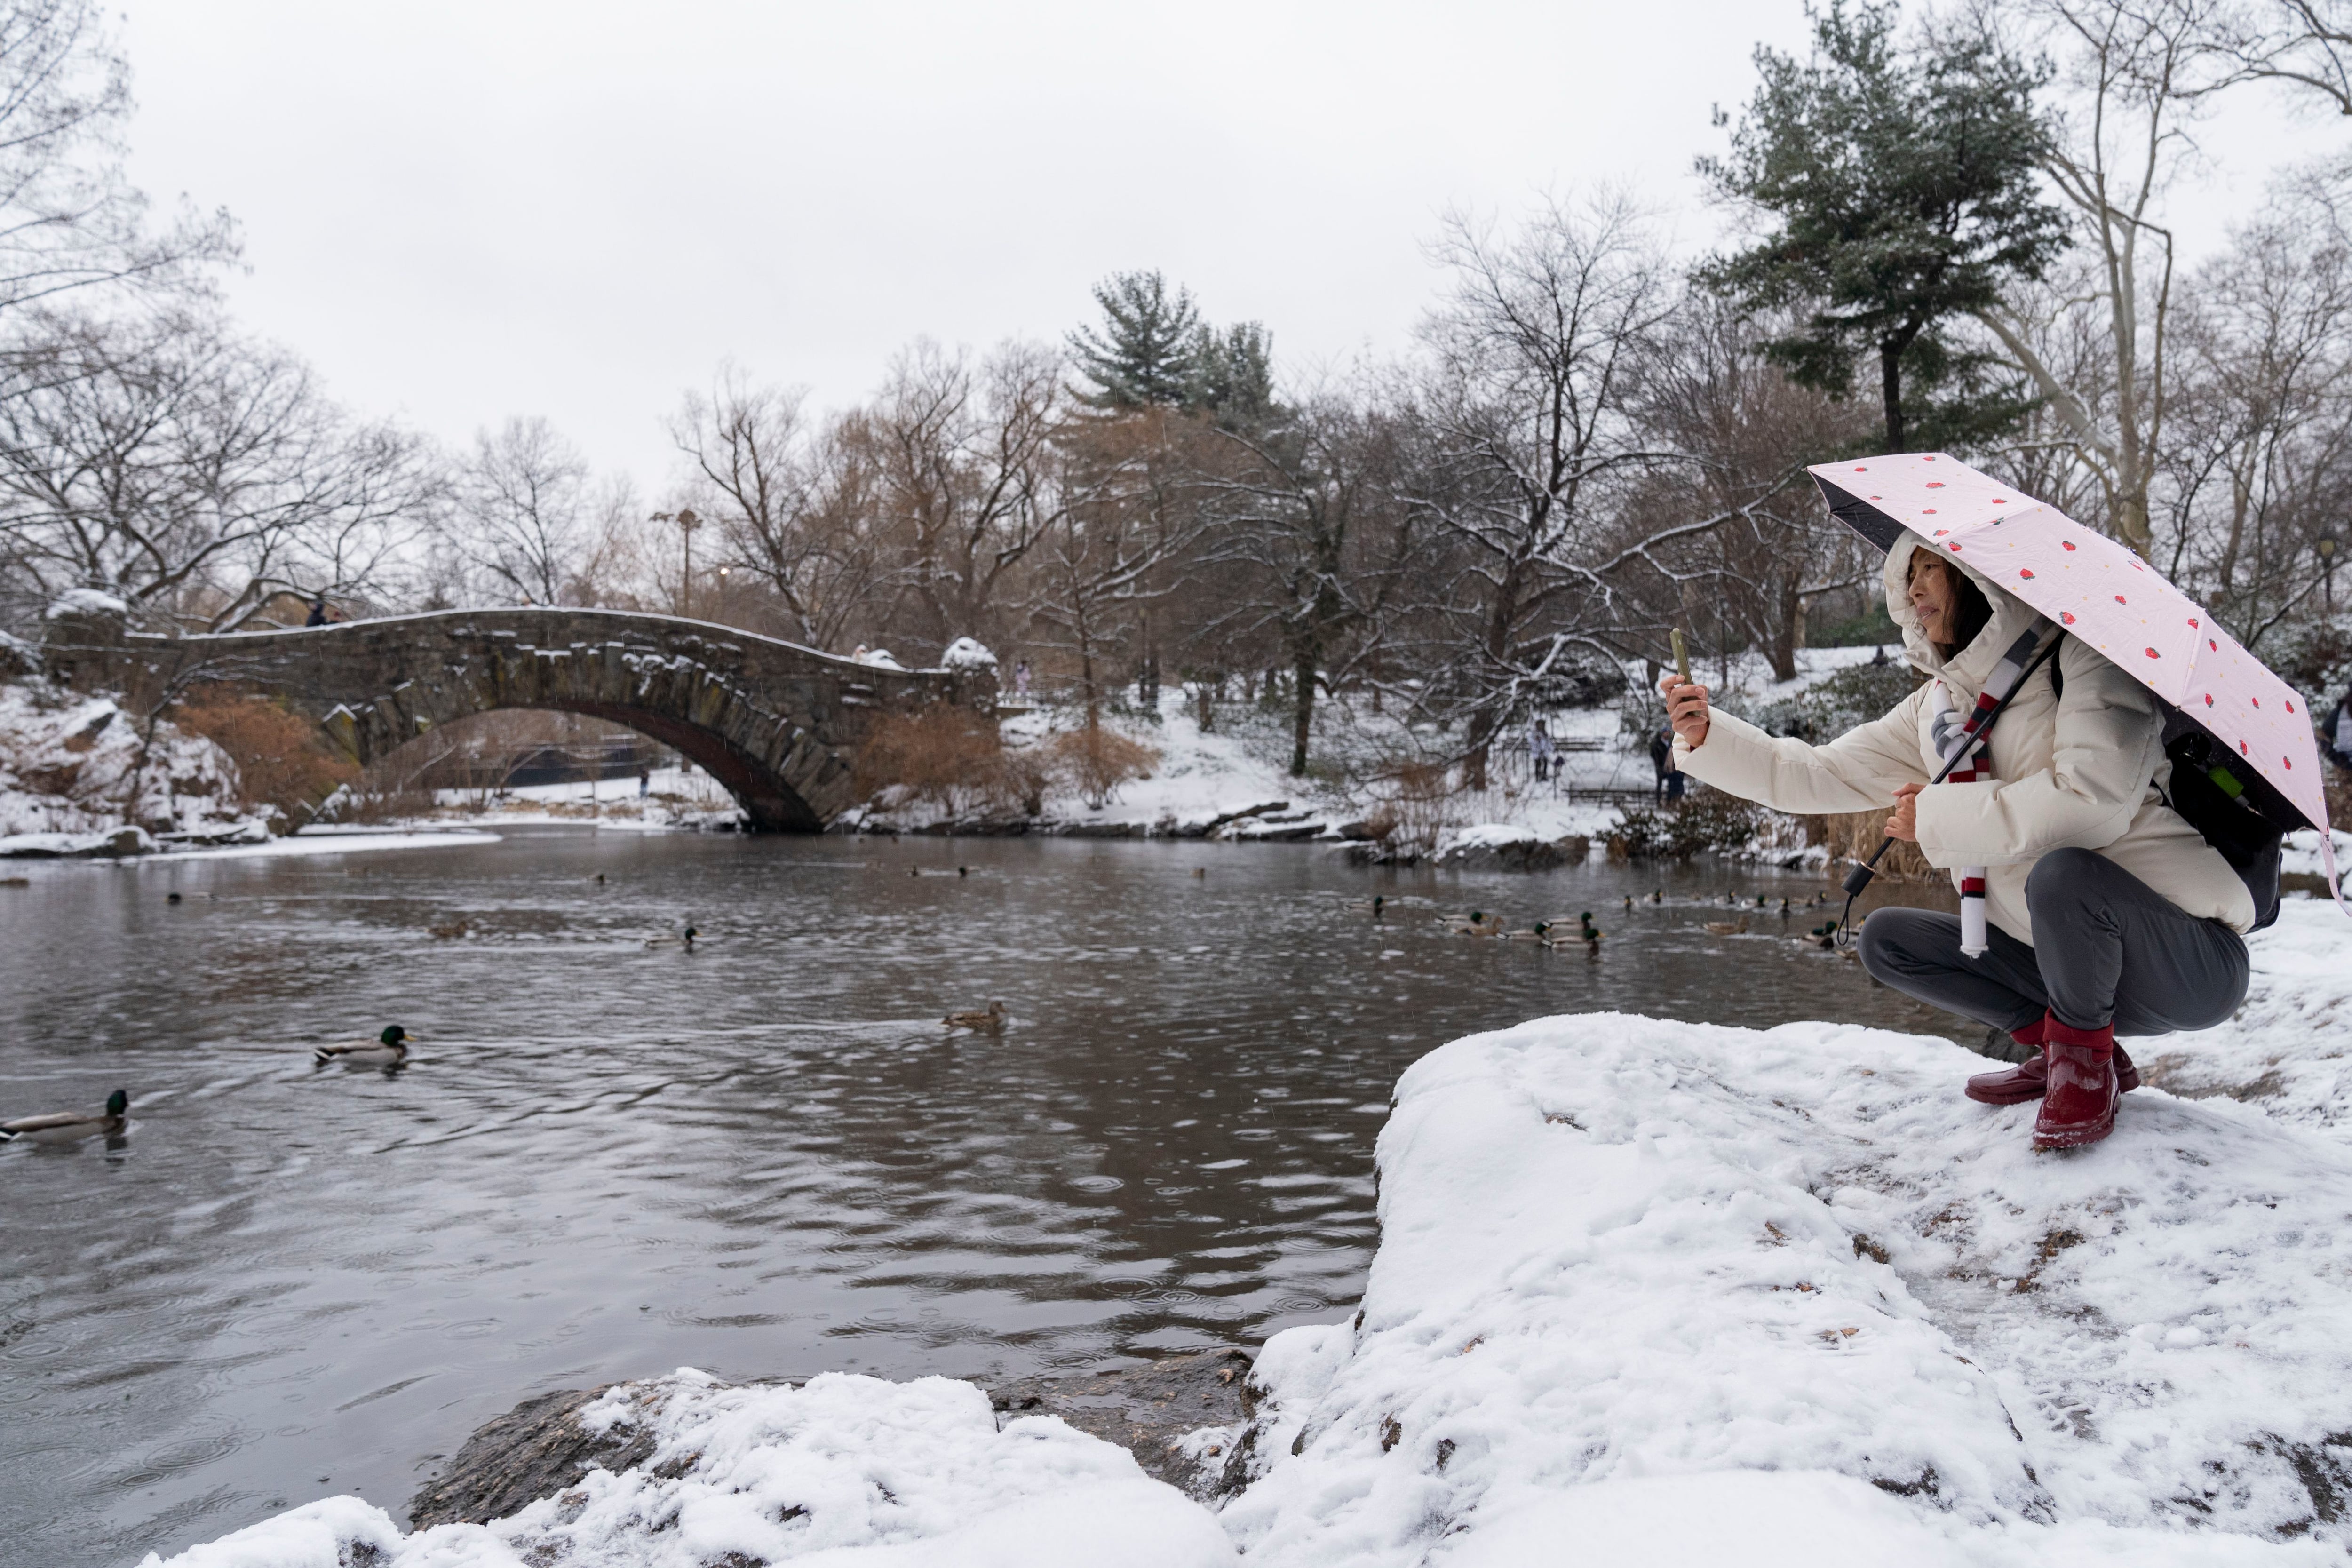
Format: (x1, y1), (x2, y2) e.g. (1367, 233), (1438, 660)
(638, 764), (651, 798)
(1648, 726), (1685, 804)
(1528, 717), (1555, 785)
(1014, 659), (1033, 701)
(305, 595), (329, 627)
(2325, 682), (2352, 772)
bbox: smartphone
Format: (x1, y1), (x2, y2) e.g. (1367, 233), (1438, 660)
(1670, 627), (1691, 686)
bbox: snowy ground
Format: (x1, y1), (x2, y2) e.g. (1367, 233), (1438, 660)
(1220, 900), (2352, 1566)
(147, 899), (2352, 1566)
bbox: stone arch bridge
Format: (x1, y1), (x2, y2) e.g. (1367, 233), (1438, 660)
(40, 603), (995, 831)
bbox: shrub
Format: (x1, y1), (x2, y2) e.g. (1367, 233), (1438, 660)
(1609, 789), (1764, 860)
(1045, 724), (1159, 808)
(1749, 660), (1924, 745)
(1362, 759), (1459, 855)
(171, 685), (359, 827)
(854, 705), (1043, 816)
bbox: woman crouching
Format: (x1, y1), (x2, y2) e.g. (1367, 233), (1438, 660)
(1661, 533), (2252, 1150)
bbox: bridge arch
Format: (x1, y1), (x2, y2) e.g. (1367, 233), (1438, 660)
(41, 604), (994, 832)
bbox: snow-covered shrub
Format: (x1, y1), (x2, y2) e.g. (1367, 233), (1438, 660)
(939, 635), (999, 672)
(1748, 659), (1924, 744)
(1608, 789), (1761, 860)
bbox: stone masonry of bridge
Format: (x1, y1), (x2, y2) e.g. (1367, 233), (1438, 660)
(40, 600), (995, 832)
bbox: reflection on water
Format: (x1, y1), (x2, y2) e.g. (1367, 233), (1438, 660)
(0, 830), (1960, 1565)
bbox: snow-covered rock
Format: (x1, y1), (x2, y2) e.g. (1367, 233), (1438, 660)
(141, 1370), (1237, 1568)
(939, 636), (999, 672)
(0, 681), (253, 841)
(45, 586), (128, 619)
(1430, 822), (1590, 870)
(1221, 993), (2352, 1563)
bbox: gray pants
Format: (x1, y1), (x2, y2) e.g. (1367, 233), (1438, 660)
(1858, 847), (2248, 1037)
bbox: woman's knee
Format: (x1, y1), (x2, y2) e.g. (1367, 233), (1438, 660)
(2025, 847), (2109, 918)
(1857, 907), (1934, 984)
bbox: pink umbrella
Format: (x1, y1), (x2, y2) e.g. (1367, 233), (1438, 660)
(1808, 451), (2347, 915)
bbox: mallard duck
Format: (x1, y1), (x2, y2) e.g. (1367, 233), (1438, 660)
(644, 925), (699, 950)
(1622, 895), (1633, 912)
(944, 1000), (1008, 1031)
(1649, 889), (1662, 904)
(1778, 898), (1791, 916)
(1703, 918), (1749, 937)
(1442, 910), (1500, 935)
(1502, 921), (1552, 940)
(1192, 868), (1206, 878)
(429, 919), (470, 940)
(2, 1088), (128, 1144)
(1347, 895), (1387, 917)
(314, 1026), (412, 1067)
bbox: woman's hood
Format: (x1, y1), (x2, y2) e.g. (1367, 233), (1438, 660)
(1882, 531), (2042, 688)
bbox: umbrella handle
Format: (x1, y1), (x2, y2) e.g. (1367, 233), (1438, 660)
(2323, 828), (2352, 923)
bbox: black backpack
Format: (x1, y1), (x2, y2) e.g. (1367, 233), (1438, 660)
(2050, 650), (2290, 930)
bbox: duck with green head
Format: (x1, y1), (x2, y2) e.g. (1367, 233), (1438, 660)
(314, 1026), (412, 1067)
(3, 1089), (129, 1144)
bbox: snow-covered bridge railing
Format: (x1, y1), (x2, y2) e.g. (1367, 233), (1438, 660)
(39, 599), (996, 832)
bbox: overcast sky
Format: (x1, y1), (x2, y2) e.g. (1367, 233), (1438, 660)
(116, 2), (2344, 497)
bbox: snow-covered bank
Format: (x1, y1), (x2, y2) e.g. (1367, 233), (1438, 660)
(1223, 907), (2352, 1563)
(145, 1372), (1235, 1568)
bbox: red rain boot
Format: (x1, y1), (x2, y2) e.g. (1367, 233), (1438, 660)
(2033, 1011), (2118, 1150)
(1966, 1017), (2139, 1106)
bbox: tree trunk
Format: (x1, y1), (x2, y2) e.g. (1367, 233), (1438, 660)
(1769, 570), (1801, 683)
(1289, 653), (1317, 777)
(1879, 340), (1907, 451)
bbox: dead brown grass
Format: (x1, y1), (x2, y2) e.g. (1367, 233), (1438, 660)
(1045, 725), (1160, 809)
(1806, 808), (1936, 881)
(1363, 760), (1459, 855)
(171, 685), (359, 827)
(855, 705), (1044, 816)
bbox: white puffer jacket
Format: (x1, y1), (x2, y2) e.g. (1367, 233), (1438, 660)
(1674, 531), (2255, 945)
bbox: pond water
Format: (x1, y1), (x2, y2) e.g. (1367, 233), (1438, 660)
(0, 829), (1963, 1565)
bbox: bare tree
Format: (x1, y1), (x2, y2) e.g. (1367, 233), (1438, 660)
(669, 364), (895, 649)
(1967, 0), (2256, 554)
(446, 415), (609, 607)
(2156, 182), (2352, 643)
(1633, 294), (1879, 680)
(1407, 192), (1680, 786)
(1023, 408), (1208, 725)
(865, 338), (1065, 656)
(0, 0), (233, 319)
(1200, 389), (1422, 774)
(0, 311), (435, 630)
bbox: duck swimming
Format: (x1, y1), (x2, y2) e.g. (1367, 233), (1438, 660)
(944, 1000), (1008, 1032)
(314, 1026), (412, 1067)
(2, 1089), (129, 1144)
(644, 925), (699, 950)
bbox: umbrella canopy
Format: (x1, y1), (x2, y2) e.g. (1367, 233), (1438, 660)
(1808, 451), (2332, 838)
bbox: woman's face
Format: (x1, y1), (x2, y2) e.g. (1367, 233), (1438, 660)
(1908, 556), (1959, 645)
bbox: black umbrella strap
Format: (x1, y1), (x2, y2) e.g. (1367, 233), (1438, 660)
(1835, 632), (2065, 950)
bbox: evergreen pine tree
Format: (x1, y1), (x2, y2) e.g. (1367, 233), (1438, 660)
(1068, 271), (1202, 408)
(1184, 321), (1276, 429)
(1698, 2), (2066, 450)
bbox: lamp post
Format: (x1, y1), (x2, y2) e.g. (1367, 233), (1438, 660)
(651, 509), (701, 617)
(716, 565), (729, 625)
(2321, 533), (2339, 614)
